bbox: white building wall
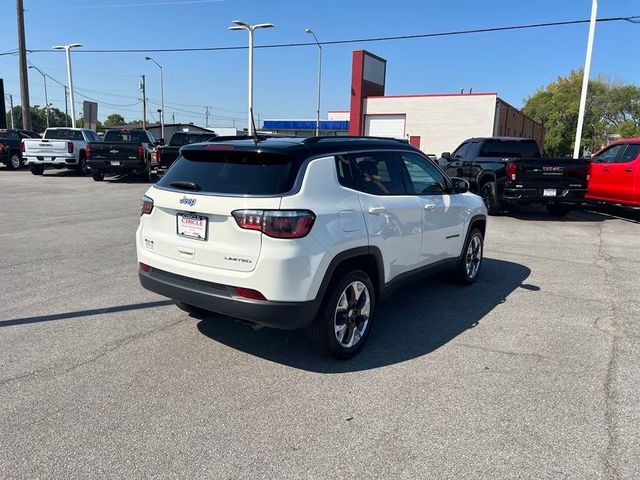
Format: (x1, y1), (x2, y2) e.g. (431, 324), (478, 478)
(328, 111), (350, 121)
(363, 94), (498, 155)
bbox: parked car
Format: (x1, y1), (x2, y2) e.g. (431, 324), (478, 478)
(441, 137), (590, 216)
(87, 128), (157, 181)
(22, 127), (99, 175)
(0, 129), (29, 169)
(154, 132), (217, 176)
(586, 138), (640, 208)
(136, 136), (487, 359)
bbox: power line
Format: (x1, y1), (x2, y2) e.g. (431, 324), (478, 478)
(24, 15), (640, 54)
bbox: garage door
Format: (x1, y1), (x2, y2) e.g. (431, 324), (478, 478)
(364, 114), (406, 139)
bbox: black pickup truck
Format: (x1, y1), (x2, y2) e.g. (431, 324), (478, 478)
(153, 131), (216, 176)
(0, 129), (40, 169)
(87, 128), (157, 182)
(441, 137), (590, 216)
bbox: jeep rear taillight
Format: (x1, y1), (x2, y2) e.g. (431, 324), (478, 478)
(506, 162), (517, 181)
(137, 144), (144, 159)
(232, 210), (316, 238)
(141, 195), (154, 215)
(67, 142), (74, 154)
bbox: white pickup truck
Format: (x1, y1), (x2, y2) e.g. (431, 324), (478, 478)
(22, 127), (101, 176)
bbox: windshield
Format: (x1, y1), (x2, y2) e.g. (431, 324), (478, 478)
(157, 149), (300, 195)
(170, 133), (214, 146)
(44, 129), (85, 141)
(104, 130), (150, 143)
(478, 140), (541, 158)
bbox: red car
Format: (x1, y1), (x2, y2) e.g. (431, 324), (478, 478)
(587, 138), (640, 207)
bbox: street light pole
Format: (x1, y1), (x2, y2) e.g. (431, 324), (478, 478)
(145, 56), (165, 140)
(305, 28), (322, 136)
(29, 65), (49, 128)
(228, 20), (275, 136)
(573, 0), (598, 159)
(53, 43), (83, 128)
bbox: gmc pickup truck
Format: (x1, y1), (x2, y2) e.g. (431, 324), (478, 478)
(441, 137), (590, 216)
(23, 127), (99, 175)
(153, 131), (216, 176)
(87, 128), (157, 182)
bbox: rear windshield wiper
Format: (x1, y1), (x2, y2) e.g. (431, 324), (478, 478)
(169, 181), (201, 191)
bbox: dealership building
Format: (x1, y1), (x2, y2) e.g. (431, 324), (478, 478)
(263, 50), (544, 156)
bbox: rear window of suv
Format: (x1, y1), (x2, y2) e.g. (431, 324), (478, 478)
(157, 149), (301, 195)
(478, 140), (541, 158)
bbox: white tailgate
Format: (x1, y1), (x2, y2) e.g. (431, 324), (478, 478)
(141, 187), (280, 272)
(24, 139), (69, 156)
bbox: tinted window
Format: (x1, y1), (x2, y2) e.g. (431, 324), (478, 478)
(157, 150), (300, 195)
(0, 131), (20, 141)
(336, 151), (406, 195)
(593, 144), (625, 163)
(401, 152), (448, 194)
(617, 144), (640, 163)
(103, 130), (149, 143)
(478, 140), (541, 158)
(452, 142), (470, 159)
(44, 129), (84, 141)
(170, 133), (213, 146)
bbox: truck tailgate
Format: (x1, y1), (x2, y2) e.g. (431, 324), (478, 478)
(513, 158), (589, 188)
(90, 142), (141, 161)
(24, 139), (70, 156)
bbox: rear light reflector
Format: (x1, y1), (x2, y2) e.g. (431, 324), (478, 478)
(141, 194), (154, 215)
(137, 144), (144, 159)
(506, 162), (517, 181)
(232, 210), (316, 238)
(235, 287), (266, 301)
(139, 262), (151, 272)
(67, 142), (74, 154)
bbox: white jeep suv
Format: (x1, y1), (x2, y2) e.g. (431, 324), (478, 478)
(137, 137), (487, 359)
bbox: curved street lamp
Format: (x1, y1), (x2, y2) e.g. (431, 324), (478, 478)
(52, 43), (83, 128)
(145, 56), (165, 140)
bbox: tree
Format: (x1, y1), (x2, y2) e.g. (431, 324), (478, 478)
(523, 70), (640, 156)
(103, 113), (126, 128)
(6, 105), (70, 133)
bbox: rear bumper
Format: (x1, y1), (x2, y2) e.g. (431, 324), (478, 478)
(503, 187), (587, 203)
(88, 158), (146, 172)
(25, 155), (76, 166)
(138, 266), (319, 330)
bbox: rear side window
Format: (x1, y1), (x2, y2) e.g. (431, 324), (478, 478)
(452, 142), (470, 159)
(44, 129), (84, 141)
(336, 151), (406, 195)
(617, 144), (640, 163)
(157, 150), (300, 195)
(478, 140), (541, 158)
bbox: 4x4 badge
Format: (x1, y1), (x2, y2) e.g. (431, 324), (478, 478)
(179, 196), (197, 207)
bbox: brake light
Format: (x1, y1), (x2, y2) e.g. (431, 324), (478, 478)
(155, 149), (161, 162)
(19, 141), (24, 153)
(232, 210), (316, 238)
(137, 144), (144, 159)
(0, 142), (5, 151)
(67, 142), (74, 154)
(506, 162), (517, 181)
(139, 262), (151, 272)
(85, 143), (92, 158)
(235, 287), (266, 301)
(141, 194), (154, 215)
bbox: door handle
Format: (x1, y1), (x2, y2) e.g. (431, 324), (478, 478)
(625, 168), (633, 173)
(368, 206), (387, 215)
(602, 168), (610, 172)
(423, 203), (436, 211)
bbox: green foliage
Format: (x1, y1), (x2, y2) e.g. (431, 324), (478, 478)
(523, 70), (640, 156)
(5, 105), (71, 133)
(103, 113), (126, 128)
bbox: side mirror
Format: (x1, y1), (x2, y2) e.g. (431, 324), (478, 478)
(157, 138), (165, 146)
(441, 152), (451, 160)
(451, 177), (469, 194)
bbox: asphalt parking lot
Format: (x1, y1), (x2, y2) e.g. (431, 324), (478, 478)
(1, 169), (639, 479)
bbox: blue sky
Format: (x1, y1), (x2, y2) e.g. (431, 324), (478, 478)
(1, 0), (639, 127)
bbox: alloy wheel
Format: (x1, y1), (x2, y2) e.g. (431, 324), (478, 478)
(334, 281), (371, 348)
(465, 234), (483, 279)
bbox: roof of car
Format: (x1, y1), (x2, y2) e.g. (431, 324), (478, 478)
(469, 137), (538, 142)
(181, 135), (418, 156)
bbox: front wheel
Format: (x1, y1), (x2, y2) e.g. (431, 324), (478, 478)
(92, 169), (105, 181)
(480, 181), (501, 215)
(30, 165), (44, 175)
(546, 204), (572, 217)
(7, 153), (22, 170)
(306, 270), (375, 360)
(452, 228), (484, 285)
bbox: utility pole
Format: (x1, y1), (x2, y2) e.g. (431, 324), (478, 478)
(139, 75), (147, 129)
(172, 112), (175, 123)
(64, 86), (69, 126)
(205, 106), (210, 128)
(16, 0), (32, 130)
(8, 94), (15, 129)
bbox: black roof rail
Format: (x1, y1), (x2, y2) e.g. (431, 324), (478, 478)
(302, 135), (409, 144)
(208, 133), (291, 142)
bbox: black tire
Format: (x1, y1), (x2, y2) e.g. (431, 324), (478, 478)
(30, 165), (44, 175)
(92, 169), (105, 181)
(75, 154), (88, 175)
(306, 270), (375, 360)
(480, 181), (501, 215)
(5, 153), (21, 170)
(452, 228), (484, 285)
(546, 204), (572, 217)
(175, 301), (210, 318)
